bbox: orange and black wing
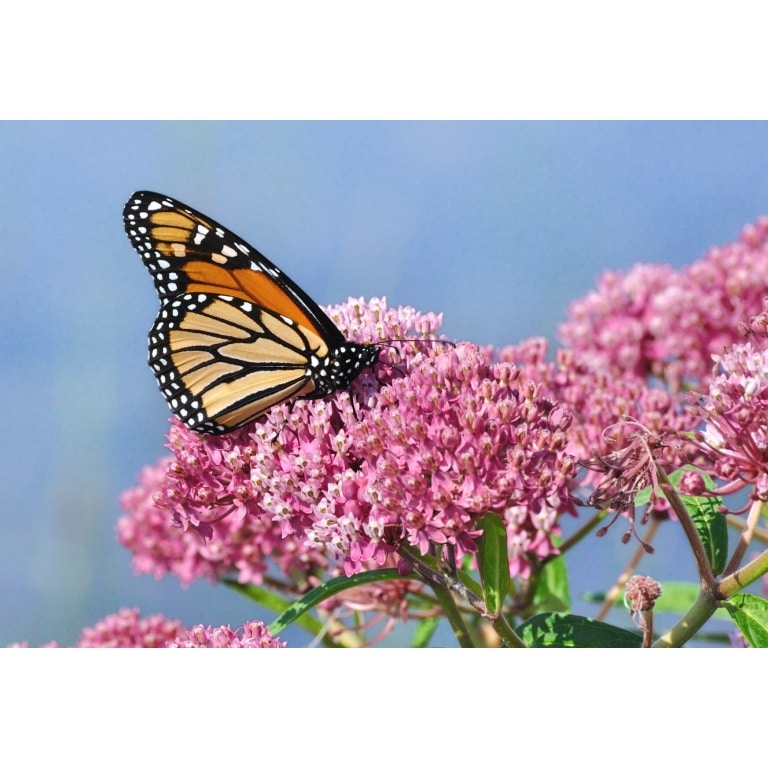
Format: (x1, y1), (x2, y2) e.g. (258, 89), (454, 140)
(123, 191), (379, 434)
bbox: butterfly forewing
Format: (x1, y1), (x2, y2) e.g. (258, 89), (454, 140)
(124, 192), (345, 343)
(124, 191), (380, 434)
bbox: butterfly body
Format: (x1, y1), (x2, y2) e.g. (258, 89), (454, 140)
(124, 191), (380, 434)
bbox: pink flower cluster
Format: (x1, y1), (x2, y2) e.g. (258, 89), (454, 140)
(349, 343), (577, 576)
(70, 608), (279, 648)
(76, 607), (185, 647)
(75, 608), (281, 647)
(558, 217), (768, 393)
(169, 620), (285, 648)
(118, 448), (330, 586)
(690, 340), (768, 501)
(498, 338), (696, 487)
(119, 298), (579, 587)
(11, 609), (283, 648)
(492, 218), (768, 502)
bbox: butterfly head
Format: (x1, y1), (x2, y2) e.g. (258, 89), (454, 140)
(309, 341), (382, 398)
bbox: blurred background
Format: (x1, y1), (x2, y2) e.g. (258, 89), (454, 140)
(2, 121), (768, 647)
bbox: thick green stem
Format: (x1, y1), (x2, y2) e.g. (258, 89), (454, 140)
(489, 614), (527, 648)
(398, 544), (526, 647)
(652, 497), (768, 646)
(653, 590), (717, 647)
(429, 581), (476, 647)
(720, 547), (768, 598)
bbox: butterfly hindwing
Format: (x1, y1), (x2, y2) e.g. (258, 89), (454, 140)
(123, 191), (381, 434)
(150, 293), (324, 432)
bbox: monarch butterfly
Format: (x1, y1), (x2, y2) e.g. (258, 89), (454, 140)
(123, 191), (381, 434)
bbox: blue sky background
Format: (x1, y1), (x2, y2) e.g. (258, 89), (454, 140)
(2, 121), (768, 647)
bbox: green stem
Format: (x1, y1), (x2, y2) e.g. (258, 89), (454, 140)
(653, 589), (717, 647)
(720, 547), (768, 598)
(429, 580), (476, 647)
(397, 544), (527, 648)
(398, 544), (486, 613)
(657, 466), (715, 589)
(641, 610), (654, 648)
(652, 474), (768, 646)
(489, 614), (527, 648)
(652, 500), (768, 646)
(723, 498), (765, 576)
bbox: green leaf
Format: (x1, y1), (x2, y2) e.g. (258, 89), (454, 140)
(533, 555), (570, 612)
(476, 514), (511, 616)
(724, 594), (768, 647)
(266, 568), (409, 636)
(411, 616), (441, 648)
(518, 612), (642, 648)
(682, 493), (728, 576)
(223, 579), (328, 639)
